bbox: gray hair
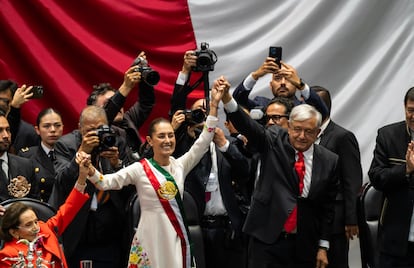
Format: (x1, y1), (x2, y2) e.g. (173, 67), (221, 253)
(289, 104), (322, 127)
(79, 105), (108, 127)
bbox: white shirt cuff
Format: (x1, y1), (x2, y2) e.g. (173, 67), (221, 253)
(176, 71), (188, 85)
(242, 73), (257, 90)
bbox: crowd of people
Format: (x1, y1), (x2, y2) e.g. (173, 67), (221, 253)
(0, 49), (411, 268)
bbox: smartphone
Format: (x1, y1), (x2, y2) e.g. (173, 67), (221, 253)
(29, 85), (44, 99)
(269, 46), (282, 68)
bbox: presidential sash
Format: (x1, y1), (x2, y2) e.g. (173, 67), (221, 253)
(140, 158), (194, 268)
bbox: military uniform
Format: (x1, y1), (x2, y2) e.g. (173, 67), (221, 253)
(18, 146), (55, 202)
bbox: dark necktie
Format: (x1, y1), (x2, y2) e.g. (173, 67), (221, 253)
(48, 150), (56, 161)
(284, 151), (305, 233)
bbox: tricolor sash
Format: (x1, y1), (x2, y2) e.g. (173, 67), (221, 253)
(140, 158), (194, 268)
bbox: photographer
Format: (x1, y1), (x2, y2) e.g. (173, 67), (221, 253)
(170, 51), (250, 268)
(90, 51), (155, 160)
(50, 105), (135, 267)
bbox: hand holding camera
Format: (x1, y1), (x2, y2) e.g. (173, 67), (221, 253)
(171, 110), (186, 130)
(192, 42), (217, 72)
(131, 54), (160, 86)
(182, 50), (197, 74)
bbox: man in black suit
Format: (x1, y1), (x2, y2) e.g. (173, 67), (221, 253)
(170, 56), (251, 267)
(0, 110), (39, 202)
(314, 86), (362, 268)
(221, 85), (339, 268)
(87, 53), (155, 160)
(0, 80), (39, 153)
(51, 105), (134, 267)
(232, 57), (329, 120)
(369, 87), (414, 267)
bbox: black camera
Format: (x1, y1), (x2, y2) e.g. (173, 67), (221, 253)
(96, 125), (117, 152)
(184, 108), (206, 124)
(131, 56), (160, 86)
(192, 42), (217, 72)
(29, 85), (44, 99)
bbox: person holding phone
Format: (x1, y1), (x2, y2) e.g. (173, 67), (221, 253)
(0, 80), (40, 153)
(232, 47), (328, 120)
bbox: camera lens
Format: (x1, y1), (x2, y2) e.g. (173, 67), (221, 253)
(197, 53), (213, 69)
(101, 134), (116, 147)
(142, 69), (160, 86)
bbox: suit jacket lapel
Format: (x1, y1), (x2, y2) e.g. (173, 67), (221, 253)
(308, 147), (322, 198)
(319, 121), (335, 146)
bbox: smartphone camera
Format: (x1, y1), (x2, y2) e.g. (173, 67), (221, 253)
(29, 85), (44, 99)
(269, 46), (282, 68)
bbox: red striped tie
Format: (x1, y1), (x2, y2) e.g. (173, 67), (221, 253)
(283, 151), (305, 233)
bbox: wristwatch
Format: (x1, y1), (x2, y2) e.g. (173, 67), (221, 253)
(293, 78), (305, 89)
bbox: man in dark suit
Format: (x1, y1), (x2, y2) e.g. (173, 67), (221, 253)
(0, 110), (39, 202)
(232, 58), (328, 120)
(313, 86), (362, 267)
(51, 105), (135, 268)
(369, 87), (414, 267)
(0, 80), (40, 153)
(170, 57), (251, 267)
(171, 100), (251, 268)
(221, 85), (339, 268)
(87, 55), (155, 160)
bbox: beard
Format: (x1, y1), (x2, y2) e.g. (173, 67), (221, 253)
(0, 142), (10, 154)
(275, 86), (293, 98)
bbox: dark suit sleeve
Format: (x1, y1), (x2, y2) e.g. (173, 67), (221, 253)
(123, 82), (155, 130)
(53, 137), (80, 200)
(337, 131), (363, 225)
(368, 128), (408, 191)
(304, 88), (329, 120)
(228, 106), (270, 152)
(233, 80), (257, 110)
(105, 82), (155, 127)
(169, 83), (193, 117)
(222, 138), (251, 184)
(105, 91), (126, 124)
(320, 157), (340, 241)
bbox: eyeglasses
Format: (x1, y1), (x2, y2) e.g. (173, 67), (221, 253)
(266, 114), (289, 122)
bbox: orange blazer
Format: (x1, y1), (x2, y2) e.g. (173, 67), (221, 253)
(0, 188), (89, 268)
